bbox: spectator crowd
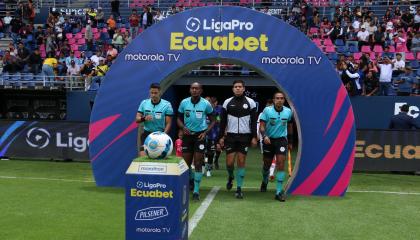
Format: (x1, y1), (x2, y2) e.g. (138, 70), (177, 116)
(0, 0), (418, 95)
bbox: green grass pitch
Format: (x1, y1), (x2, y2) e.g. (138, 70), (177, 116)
(1, 148), (420, 240)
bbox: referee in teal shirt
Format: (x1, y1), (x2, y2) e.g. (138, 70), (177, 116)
(177, 82), (215, 201)
(135, 83), (174, 156)
(259, 91), (293, 202)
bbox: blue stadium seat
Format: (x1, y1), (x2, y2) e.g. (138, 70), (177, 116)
(100, 32), (110, 41)
(0, 32), (4, 39)
(417, 69), (420, 77)
(336, 46), (347, 53)
(348, 45), (358, 53)
(408, 60), (419, 69)
(335, 39), (344, 46)
(85, 51), (93, 58)
(382, 52), (395, 59)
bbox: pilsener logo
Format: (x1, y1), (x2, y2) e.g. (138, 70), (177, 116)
(186, 17), (253, 33)
(26, 127), (51, 149)
(135, 207), (169, 221)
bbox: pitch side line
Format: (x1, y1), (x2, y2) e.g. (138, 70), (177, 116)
(0, 175), (94, 183)
(241, 186), (420, 196)
(347, 190), (420, 195)
(188, 186), (220, 237)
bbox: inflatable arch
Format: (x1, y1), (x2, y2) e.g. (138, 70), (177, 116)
(90, 6), (356, 196)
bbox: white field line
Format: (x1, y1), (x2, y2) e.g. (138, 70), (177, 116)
(241, 186), (420, 196)
(188, 186), (220, 237)
(347, 190), (420, 195)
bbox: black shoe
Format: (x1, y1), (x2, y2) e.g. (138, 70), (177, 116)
(275, 191), (286, 202)
(235, 187), (244, 199)
(260, 181), (267, 192)
(192, 192), (200, 201)
(226, 177), (234, 190)
(189, 179), (194, 192)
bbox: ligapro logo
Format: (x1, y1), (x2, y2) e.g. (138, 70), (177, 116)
(136, 181), (167, 189)
(26, 127), (50, 149)
(25, 127), (88, 152)
(186, 17), (254, 33)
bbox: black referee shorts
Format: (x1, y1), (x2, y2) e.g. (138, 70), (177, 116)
(262, 137), (288, 159)
(225, 133), (252, 155)
(182, 132), (206, 154)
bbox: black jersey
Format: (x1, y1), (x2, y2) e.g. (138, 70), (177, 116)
(219, 95), (257, 138)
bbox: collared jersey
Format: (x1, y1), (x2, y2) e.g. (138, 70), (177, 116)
(138, 99), (174, 132)
(178, 97), (213, 133)
(260, 106), (293, 138)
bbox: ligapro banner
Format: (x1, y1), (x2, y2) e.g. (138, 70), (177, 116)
(0, 121), (88, 160)
(90, 6), (356, 197)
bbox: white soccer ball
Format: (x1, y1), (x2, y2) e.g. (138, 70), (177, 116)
(144, 132), (173, 159)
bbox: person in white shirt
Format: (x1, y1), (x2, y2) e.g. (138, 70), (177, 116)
(67, 60), (80, 76)
(352, 17), (361, 31)
(415, 8), (420, 29)
(392, 53), (405, 76)
(90, 51), (104, 67)
(366, 21), (377, 36)
(377, 57), (394, 96)
(67, 60), (81, 88)
(357, 26), (370, 51)
(153, 10), (165, 23)
(3, 12), (12, 37)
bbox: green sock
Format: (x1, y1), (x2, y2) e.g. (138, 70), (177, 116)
(236, 168), (246, 188)
(276, 171), (286, 194)
(189, 169), (194, 181)
(193, 172), (203, 194)
(262, 168), (269, 184)
(227, 166), (234, 179)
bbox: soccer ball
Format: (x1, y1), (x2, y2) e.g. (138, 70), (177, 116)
(144, 132), (173, 159)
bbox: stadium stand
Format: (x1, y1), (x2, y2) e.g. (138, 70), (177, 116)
(0, 0), (418, 98)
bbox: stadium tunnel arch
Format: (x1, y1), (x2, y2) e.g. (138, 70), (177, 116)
(157, 58), (303, 192)
(90, 6), (356, 197)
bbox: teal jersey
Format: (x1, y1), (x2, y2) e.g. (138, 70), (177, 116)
(260, 106), (292, 138)
(137, 99), (174, 132)
(178, 97), (213, 132)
